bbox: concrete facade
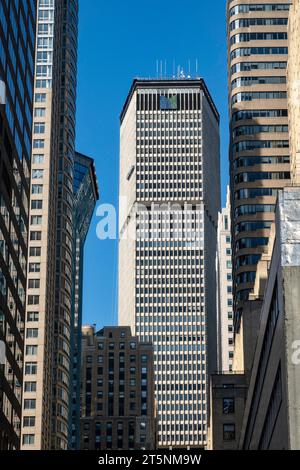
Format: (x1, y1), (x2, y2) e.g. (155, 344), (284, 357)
(80, 326), (156, 451)
(239, 187), (300, 449)
(118, 79), (220, 448)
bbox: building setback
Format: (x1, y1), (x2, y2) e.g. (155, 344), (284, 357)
(227, 0), (291, 317)
(80, 326), (156, 450)
(0, 0), (37, 450)
(69, 152), (99, 450)
(119, 78), (220, 448)
(21, 0), (79, 450)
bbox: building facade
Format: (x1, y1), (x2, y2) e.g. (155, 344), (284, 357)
(80, 326), (155, 451)
(227, 0), (291, 317)
(216, 187), (234, 372)
(238, 187), (300, 449)
(0, 0), (36, 450)
(208, 373), (247, 450)
(69, 152), (99, 450)
(119, 78), (220, 448)
(21, 0), (79, 450)
(288, 0), (300, 185)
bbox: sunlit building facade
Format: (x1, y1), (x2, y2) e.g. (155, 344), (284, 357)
(21, 0), (79, 450)
(227, 0), (291, 319)
(119, 78), (220, 448)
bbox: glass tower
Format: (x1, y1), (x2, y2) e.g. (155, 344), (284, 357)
(69, 152), (99, 450)
(0, 0), (36, 450)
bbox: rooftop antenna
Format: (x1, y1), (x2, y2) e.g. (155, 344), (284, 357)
(164, 60), (167, 78)
(156, 59), (159, 78)
(160, 60), (163, 79)
(173, 60), (175, 78)
(196, 59), (199, 78)
(188, 60), (191, 78)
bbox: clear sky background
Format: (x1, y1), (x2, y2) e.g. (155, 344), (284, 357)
(75, 0), (229, 329)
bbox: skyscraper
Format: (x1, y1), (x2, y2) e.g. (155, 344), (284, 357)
(227, 0), (291, 317)
(216, 188), (234, 372)
(119, 78), (220, 448)
(21, 0), (79, 450)
(0, 0), (37, 450)
(69, 152), (99, 450)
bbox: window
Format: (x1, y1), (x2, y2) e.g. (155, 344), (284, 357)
(24, 382), (37, 392)
(31, 215), (42, 225)
(28, 279), (40, 289)
(28, 296), (39, 306)
(24, 399), (36, 410)
(223, 398), (235, 414)
(33, 139), (44, 149)
(23, 416), (36, 427)
(26, 328), (38, 339)
(29, 247), (41, 257)
(27, 312), (39, 322)
(32, 184), (43, 194)
(35, 93), (46, 103)
(34, 108), (46, 117)
(34, 123), (45, 134)
(22, 435), (35, 445)
(29, 263), (40, 273)
(223, 424), (235, 441)
(30, 231), (42, 241)
(32, 169), (44, 179)
(32, 154), (44, 164)
(26, 345), (38, 356)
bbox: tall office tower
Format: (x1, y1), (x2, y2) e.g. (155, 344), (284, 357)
(69, 152), (99, 450)
(227, 0), (291, 317)
(0, 0), (37, 450)
(80, 326), (155, 451)
(288, 0), (300, 185)
(119, 79), (220, 448)
(21, 0), (79, 450)
(216, 188), (234, 373)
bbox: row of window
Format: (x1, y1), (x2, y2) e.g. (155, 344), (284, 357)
(231, 61), (286, 75)
(230, 17), (288, 31)
(230, 32), (287, 46)
(229, 3), (290, 16)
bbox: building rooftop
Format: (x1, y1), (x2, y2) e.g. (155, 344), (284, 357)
(120, 77), (220, 123)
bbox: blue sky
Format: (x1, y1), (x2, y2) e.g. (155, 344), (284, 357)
(75, 0), (229, 329)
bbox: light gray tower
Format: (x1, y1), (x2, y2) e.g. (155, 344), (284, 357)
(119, 79), (220, 449)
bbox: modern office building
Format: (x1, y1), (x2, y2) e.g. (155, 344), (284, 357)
(216, 187), (234, 372)
(227, 0), (291, 317)
(80, 326), (156, 451)
(69, 152), (99, 450)
(288, 0), (300, 185)
(21, 0), (79, 450)
(119, 78), (220, 448)
(0, 0), (37, 450)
